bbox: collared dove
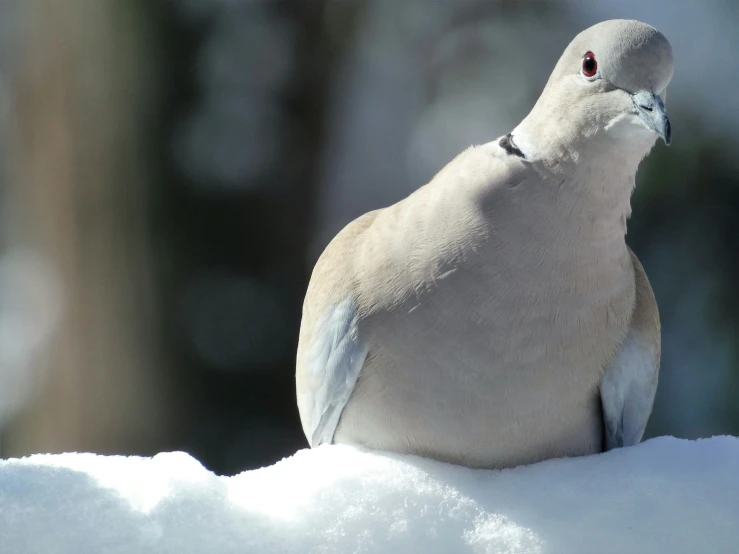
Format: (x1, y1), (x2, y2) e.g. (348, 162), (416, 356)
(296, 19), (672, 469)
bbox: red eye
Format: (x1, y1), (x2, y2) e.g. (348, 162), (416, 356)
(582, 51), (598, 77)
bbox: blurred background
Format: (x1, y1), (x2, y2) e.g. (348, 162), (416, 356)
(0, 0), (737, 475)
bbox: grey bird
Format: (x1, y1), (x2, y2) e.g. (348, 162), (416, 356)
(296, 19), (671, 469)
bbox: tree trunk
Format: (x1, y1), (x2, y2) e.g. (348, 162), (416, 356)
(3, 0), (173, 456)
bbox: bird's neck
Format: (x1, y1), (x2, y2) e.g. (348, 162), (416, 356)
(509, 113), (657, 236)
(512, 111), (656, 174)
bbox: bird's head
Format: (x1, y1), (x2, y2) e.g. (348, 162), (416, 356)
(513, 20), (674, 169)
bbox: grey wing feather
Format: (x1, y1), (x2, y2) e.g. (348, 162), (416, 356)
(297, 299), (368, 447)
(600, 250), (661, 450)
(600, 329), (659, 449)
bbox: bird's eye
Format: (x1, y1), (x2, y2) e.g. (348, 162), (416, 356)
(582, 51), (598, 78)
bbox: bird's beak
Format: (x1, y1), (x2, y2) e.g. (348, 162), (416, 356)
(632, 90), (671, 145)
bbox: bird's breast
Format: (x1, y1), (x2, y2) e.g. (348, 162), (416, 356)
(338, 236), (635, 468)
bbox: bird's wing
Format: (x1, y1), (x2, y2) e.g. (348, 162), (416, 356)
(295, 211), (377, 447)
(297, 298), (368, 447)
(600, 248), (661, 450)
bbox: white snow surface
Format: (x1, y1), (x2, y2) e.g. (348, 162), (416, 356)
(1, 436), (738, 554)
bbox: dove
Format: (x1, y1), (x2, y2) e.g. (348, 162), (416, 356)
(296, 19), (671, 469)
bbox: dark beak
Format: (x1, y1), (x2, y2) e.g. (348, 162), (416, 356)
(632, 90), (671, 145)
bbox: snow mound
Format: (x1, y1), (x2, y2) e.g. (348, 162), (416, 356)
(1, 436), (738, 553)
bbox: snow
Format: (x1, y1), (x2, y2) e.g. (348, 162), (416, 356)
(1, 437), (738, 553)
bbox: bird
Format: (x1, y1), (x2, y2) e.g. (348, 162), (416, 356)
(296, 19), (671, 469)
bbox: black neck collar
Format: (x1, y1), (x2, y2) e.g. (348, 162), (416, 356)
(499, 133), (525, 159)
